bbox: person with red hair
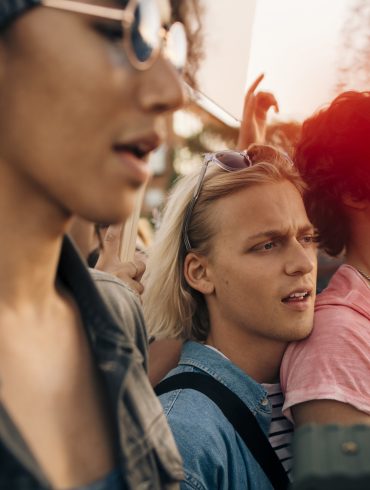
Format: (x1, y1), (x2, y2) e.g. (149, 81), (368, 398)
(281, 91), (370, 427)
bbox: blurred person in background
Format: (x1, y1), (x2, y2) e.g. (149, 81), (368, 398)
(281, 91), (370, 427)
(68, 217), (147, 295)
(143, 145), (317, 489)
(0, 0), (202, 488)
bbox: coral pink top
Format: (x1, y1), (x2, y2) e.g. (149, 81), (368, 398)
(281, 265), (370, 422)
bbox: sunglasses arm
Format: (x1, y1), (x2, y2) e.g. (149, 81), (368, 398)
(41, 0), (133, 23)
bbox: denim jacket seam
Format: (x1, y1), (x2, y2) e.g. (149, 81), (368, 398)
(184, 470), (208, 490)
(162, 389), (183, 417)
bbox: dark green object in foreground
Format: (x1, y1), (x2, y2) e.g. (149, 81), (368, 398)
(291, 424), (370, 490)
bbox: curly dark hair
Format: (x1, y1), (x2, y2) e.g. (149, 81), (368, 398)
(294, 91), (370, 257)
(170, 0), (204, 88)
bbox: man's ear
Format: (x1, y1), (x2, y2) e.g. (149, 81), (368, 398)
(342, 193), (368, 211)
(183, 252), (214, 295)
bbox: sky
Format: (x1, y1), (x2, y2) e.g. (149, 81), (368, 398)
(197, 0), (356, 122)
(247, 0), (353, 120)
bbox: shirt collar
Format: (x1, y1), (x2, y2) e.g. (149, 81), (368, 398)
(179, 341), (268, 412)
(58, 236), (131, 344)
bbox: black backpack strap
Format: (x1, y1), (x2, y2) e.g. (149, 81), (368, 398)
(155, 372), (289, 490)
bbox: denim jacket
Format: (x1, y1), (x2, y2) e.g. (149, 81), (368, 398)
(0, 237), (183, 490)
(159, 341), (274, 490)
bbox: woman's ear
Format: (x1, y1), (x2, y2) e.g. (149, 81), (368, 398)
(183, 252), (214, 295)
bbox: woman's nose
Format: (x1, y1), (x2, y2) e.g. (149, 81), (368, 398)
(137, 56), (185, 114)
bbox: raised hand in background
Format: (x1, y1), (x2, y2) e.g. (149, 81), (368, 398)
(95, 223), (146, 297)
(237, 73), (279, 150)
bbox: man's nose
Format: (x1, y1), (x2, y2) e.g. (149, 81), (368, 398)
(285, 241), (317, 276)
(137, 56), (185, 114)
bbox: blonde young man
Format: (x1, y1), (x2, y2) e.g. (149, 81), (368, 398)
(144, 145), (318, 489)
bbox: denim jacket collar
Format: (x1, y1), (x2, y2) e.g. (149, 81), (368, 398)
(58, 236), (135, 410)
(179, 341), (270, 415)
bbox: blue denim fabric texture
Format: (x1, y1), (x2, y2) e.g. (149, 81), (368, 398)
(0, 237), (182, 490)
(159, 341), (275, 490)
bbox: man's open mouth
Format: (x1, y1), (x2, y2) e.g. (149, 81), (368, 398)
(281, 290), (311, 303)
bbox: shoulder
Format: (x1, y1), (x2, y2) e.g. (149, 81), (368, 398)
(282, 296), (370, 417)
(162, 388), (234, 488)
(161, 383), (232, 431)
(284, 265), (370, 363)
(90, 268), (148, 366)
(316, 265), (370, 314)
(90, 268), (141, 308)
(158, 374), (247, 490)
(282, 305), (370, 383)
(284, 285), (370, 365)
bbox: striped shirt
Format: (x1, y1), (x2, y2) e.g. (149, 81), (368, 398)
(263, 383), (294, 479)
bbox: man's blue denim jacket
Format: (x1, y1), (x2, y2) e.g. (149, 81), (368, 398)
(159, 341), (274, 490)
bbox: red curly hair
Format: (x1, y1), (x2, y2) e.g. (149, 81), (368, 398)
(294, 91), (370, 256)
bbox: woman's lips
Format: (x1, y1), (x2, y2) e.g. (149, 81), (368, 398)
(113, 148), (151, 185)
(112, 135), (159, 185)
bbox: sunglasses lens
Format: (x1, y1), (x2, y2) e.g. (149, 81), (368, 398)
(215, 151), (251, 170)
(165, 22), (188, 71)
(131, 0), (161, 62)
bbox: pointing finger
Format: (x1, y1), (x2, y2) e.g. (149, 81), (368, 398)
(246, 73), (265, 96)
(103, 223), (123, 258)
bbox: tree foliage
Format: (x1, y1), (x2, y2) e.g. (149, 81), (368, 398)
(335, 0), (370, 93)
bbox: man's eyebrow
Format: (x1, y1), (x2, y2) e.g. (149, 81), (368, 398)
(246, 230), (285, 242)
(246, 225), (315, 242)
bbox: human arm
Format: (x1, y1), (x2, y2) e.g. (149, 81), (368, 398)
(236, 73), (279, 150)
(292, 400), (370, 428)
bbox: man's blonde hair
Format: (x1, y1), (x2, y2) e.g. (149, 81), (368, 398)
(143, 144), (305, 341)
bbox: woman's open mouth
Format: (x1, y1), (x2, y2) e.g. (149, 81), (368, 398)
(112, 134), (160, 185)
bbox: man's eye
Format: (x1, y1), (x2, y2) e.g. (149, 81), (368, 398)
(95, 23), (124, 42)
(252, 240), (279, 252)
(263, 241), (277, 250)
(300, 234), (320, 245)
